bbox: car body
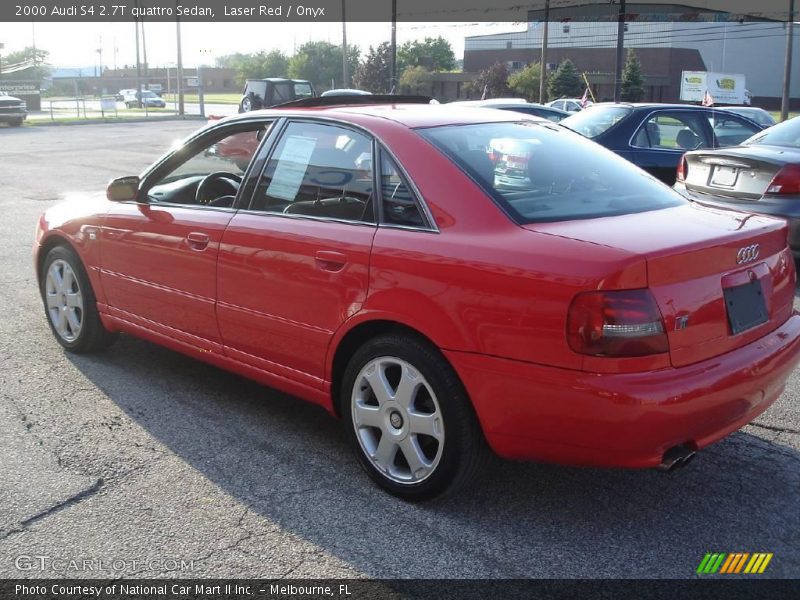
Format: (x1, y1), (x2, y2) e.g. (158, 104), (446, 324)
(561, 103), (767, 185)
(239, 78), (315, 112)
(450, 99), (569, 122)
(34, 100), (800, 500)
(674, 116), (800, 256)
(321, 89), (372, 97)
(719, 106), (776, 128)
(0, 91), (27, 126)
(547, 98), (592, 113)
(121, 89), (166, 109)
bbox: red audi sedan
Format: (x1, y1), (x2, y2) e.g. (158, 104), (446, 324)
(34, 97), (800, 500)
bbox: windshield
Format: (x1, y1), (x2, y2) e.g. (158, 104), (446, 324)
(560, 105), (632, 138)
(743, 116), (800, 148)
(420, 121), (683, 224)
(141, 91), (158, 98)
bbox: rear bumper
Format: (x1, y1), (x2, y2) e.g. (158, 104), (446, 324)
(445, 313), (800, 467)
(674, 183), (800, 255)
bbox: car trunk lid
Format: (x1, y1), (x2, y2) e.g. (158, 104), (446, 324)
(682, 145), (800, 200)
(526, 203), (795, 367)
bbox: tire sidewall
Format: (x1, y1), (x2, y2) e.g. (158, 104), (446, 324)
(341, 335), (471, 500)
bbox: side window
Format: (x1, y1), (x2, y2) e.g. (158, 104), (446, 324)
(708, 114), (761, 148)
(632, 112), (710, 151)
(146, 124), (267, 207)
(251, 121), (374, 222)
(380, 153), (428, 228)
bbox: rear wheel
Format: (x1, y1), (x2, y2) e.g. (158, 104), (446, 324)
(10, 118), (23, 127)
(40, 245), (117, 353)
(342, 333), (487, 501)
(240, 97), (252, 112)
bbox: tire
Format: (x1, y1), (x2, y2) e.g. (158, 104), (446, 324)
(240, 97), (252, 113)
(342, 333), (487, 501)
(40, 245), (117, 353)
(10, 118), (23, 127)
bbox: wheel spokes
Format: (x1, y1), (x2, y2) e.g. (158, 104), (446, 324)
(373, 435), (398, 470)
(408, 412), (443, 440)
(364, 362), (394, 406)
(399, 437), (431, 479)
(353, 402), (383, 429)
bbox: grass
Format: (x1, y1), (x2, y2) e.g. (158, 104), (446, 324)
(161, 93), (241, 105)
(769, 111), (800, 122)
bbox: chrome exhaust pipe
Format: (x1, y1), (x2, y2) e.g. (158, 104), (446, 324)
(658, 445), (696, 472)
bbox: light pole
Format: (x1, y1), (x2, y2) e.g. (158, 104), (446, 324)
(781, 0), (795, 121)
(613, 0), (626, 103)
(341, 0), (348, 88)
(538, 0), (550, 104)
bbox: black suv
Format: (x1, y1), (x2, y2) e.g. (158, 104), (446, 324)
(238, 78), (315, 113)
(0, 91), (27, 127)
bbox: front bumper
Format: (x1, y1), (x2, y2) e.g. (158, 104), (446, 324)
(674, 182), (800, 255)
(0, 108), (27, 122)
(445, 312), (800, 467)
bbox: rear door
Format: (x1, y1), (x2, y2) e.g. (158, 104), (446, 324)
(216, 120), (377, 387)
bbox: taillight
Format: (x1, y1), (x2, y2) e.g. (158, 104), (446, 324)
(766, 164), (800, 195)
(676, 154), (688, 182)
(567, 289), (668, 357)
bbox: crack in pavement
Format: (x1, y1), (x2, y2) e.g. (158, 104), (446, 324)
(748, 421), (800, 436)
(0, 478), (104, 540)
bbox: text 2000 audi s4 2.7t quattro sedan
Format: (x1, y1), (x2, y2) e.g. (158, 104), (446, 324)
(35, 96), (800, 500)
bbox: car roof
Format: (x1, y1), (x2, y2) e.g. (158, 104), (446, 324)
(587, 102), (729, 111)
(246, 78), (310, 83)
(220, 102), (543, 129)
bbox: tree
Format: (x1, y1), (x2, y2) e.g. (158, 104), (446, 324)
(397, 37), (456, 73)
(216, 50), (289, 85)
(507, 63), (541, 102)
(547, 58), (583, 100)
(466, 62), (510, 99)
(288, 41), (360, 91)
(398, 66), (432, 95)
(353, 42), (392, 93)
(621, 49), (645, 102)
(0, 46), (50, 80)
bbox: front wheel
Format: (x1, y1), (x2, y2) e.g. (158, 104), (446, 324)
(40, 245), (117, 353)
(342, 333), (487, 501)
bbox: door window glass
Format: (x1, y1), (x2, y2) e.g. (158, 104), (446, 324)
(251, 121), (375, 222)
(632, 112), (710, 150)
(707, 114), (761, 147)
(380, 153), (428, 228)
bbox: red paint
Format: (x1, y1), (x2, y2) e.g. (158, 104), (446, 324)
(34, 104), (800, 468)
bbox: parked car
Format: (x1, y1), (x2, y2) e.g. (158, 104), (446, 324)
(239, 78), (315, 112)
(451, 99), (569, 122)
(561, 103), (766, 185)
(0, 91), (27, 126)
(547, 98), (593, 113)
(321, 89), (372, 97)
(120, 89), (166, 109)
(674, 116), (800, 255)
(35, 98), (800, 500)
(719, 106), (776, 128)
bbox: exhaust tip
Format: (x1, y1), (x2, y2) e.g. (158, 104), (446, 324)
(658, 445), (697, 472)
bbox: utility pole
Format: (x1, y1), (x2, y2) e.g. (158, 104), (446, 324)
(135, 11), (142, 103)
(341, 0), (348, 88)
(176, 6), (184, 116)
(613, 0), (626, 102)
(390, 0), (397, 92)
(781, 0), (795, 121)
(538, 0), (550, 104)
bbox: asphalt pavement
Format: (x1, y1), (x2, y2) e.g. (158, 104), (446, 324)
(0, 121), (798, 579)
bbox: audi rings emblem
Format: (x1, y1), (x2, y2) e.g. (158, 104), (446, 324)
(736, 244), (760, 265)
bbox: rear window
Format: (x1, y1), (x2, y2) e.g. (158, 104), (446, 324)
(294, 82), (313, 98)
(561, 105), (632, 138)
(419, 121), (683, 224)
(744, 116), (800, 148)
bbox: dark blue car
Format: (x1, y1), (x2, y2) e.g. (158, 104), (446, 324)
(561, 103), (766, 185)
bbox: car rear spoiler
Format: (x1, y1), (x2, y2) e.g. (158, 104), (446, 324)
(273, 95), (435, 109)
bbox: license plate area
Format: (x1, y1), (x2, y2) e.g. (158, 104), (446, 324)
(710, 165), (738, 188)
(724, 279), (768, 335)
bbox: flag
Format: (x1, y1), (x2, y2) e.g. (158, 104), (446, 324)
(702, 90), (714, 107)
(580, 87), (590, 108)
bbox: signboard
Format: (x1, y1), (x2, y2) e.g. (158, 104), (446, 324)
(0, 82), (41, 110)
(101, 97), (116, 112)
(186, 76), (199, 88)
(680, 71), (747, 105)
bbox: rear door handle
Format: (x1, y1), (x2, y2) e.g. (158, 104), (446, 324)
(315, 250), (347, 272)
(187, 232), (210, 250)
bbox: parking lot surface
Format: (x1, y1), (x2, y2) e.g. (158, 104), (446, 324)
(0, 121), (798, 579)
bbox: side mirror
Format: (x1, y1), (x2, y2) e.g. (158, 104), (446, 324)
(106, 176), (140, 202)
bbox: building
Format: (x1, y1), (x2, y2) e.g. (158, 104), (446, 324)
(465, 21), (800, 107)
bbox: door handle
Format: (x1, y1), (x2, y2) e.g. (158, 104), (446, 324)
(315, 250), (347, 272)
(186, 232), (210, 250)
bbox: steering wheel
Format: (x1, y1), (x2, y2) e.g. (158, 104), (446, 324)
(195, 172), (242, 205)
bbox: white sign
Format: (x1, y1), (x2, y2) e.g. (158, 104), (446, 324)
(186, 76), (199, 88)
(266, 136), (317, 202)
(680, 71), (747, 105)
(100, 97), (116, 111)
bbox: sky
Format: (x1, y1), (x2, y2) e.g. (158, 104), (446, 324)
(0, 21), (527, 69)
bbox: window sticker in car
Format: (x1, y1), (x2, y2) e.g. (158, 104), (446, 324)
(266, 135), (317, 201)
